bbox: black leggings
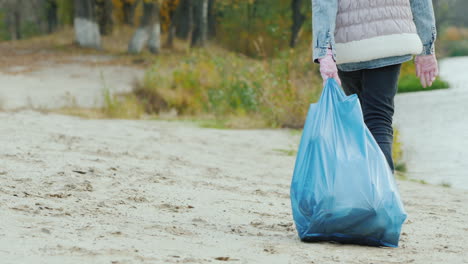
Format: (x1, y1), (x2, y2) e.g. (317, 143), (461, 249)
(338, 64), (402, 172)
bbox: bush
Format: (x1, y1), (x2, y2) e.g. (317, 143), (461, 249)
(215, 0), (312, 57)
(132, 46), (322, 128)
(102, 89), (144, 119)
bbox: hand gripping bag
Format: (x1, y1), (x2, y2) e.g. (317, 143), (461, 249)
(290, 79), (407, 247)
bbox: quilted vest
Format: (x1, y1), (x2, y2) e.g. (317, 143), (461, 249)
(334, 0), (423, 64)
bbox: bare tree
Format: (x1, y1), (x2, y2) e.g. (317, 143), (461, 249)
(74, 0), (101, 49)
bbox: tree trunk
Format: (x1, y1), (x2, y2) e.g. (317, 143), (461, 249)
(5, 0), (23, 40)
(95, 0), (113, 35)
(191, 0), (208, 47)
(207, 0), (216, 38)
(290, 0), (305, 48)
(46, 0), (58, 33)
(13, 10), (21, 40)
(187, 0), (194, 42)
(175, 0), (191, 39)
(74, 0), (101, 49)
(148, 3), (161, 54)
(123, 0), (138, 26)
(165, 20), (176, 49)
(128, 1), (161, 54)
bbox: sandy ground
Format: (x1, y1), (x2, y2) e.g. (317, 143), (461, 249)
(394, 57), (468, 189)
(0, 52), (467, 263)
(0, 111), (467, 264)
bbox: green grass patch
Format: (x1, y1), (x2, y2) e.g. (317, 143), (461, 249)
(398, 61), (450, 93)
(394, 162), (407, 173)
(195, 119), (229, 129)
(396, 172), (428, 185)
(398, 75), (450, 93)
(440, 181), (452, 188)
(289, 129), (302, 136)
(183, 115), (269, 129)
(273, 148), (297, 156)
(444, 40), (468, 57)
(416, 179), (428, 185)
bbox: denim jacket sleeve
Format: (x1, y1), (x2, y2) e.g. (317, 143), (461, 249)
(311, 0), (338, 63)
(410, 0), (437, 55)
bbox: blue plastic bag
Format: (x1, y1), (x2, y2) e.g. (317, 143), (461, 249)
(290, 79), (407, 247)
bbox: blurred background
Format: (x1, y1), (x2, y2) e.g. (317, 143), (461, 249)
(0, 0), (467, 187)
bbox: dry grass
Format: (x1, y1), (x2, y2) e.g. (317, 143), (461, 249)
(0, 26), (193, 74)
(127, 46), (322, 128)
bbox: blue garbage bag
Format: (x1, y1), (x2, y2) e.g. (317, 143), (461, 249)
(290, 78), (407, 247)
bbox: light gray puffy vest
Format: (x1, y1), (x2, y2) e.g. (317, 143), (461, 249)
(334, 0), (423, 64)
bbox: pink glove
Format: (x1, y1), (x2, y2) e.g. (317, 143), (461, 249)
(415, 54), (439, 88)
(318, 49), (342, 86)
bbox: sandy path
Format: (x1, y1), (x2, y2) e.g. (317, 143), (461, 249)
(0, 56), (144, 110)
(394, 57), (468, 189)
(0, 111), (467, 264)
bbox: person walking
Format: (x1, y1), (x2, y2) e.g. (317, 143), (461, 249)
(312, 0), (439, 172)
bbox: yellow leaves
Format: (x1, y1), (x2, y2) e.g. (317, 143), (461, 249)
(112, 0), (179, 31)
(445, 27), (463, 41)
(112, 0), (127, 23)
(112, 0), (139, 8)
(112, 0), (122, 8)
(160, 0), (180, 32)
